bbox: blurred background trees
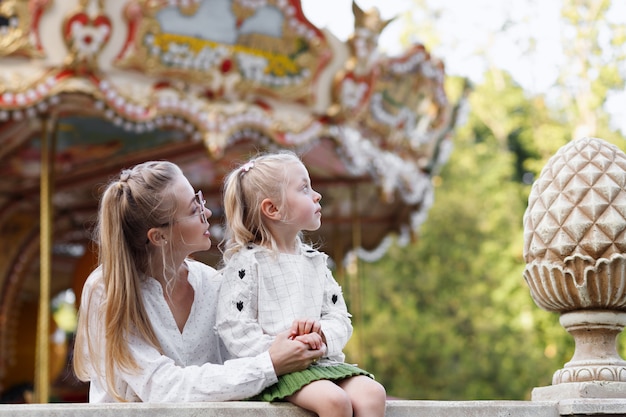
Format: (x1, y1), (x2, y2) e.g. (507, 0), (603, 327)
(340, 0), (626, 400)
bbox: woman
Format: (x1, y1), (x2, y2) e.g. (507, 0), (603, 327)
(73, 160), (323, 402)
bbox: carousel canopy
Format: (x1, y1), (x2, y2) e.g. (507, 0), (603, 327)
(0, 0), (462, 324)
(0, 0), (465, 393)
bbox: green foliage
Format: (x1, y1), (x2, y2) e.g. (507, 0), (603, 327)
(558, 0), (626, 140)
(341, 0), (626, 401)
(345, 86), (573, 398)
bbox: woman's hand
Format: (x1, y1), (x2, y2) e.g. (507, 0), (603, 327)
(268, 330), (324, 376)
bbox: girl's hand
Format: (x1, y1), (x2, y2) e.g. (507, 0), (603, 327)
(293, 332), (324, 350)
(290, 318), (321, 337)
(269, 331), (324, 376)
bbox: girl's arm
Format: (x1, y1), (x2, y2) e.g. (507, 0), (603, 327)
(319, 268), (353, 358)
(216, 261), (275, 357)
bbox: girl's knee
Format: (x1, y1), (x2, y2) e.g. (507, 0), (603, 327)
(352, 379), (387, 413)
(369, 380), (387, 400)
(323, 387), (352, 415)
(289, 381), (353, 417)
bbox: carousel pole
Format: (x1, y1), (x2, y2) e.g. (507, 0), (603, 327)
(333, 222), (345, 286)
(349, 185), (364, 363)
(34, 114), (57, 403)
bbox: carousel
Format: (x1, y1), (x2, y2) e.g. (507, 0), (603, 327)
(0, 0), (463, 403)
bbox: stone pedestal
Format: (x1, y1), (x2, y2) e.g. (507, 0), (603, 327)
(553, 311), (626, 384)
(532, 311), (626, 400)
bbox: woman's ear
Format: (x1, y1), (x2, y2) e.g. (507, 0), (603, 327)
(146, 227), (168, 246)
(261, 198), (281, 220)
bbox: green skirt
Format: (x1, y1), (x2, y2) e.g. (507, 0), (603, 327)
(251, 363), (373, 402)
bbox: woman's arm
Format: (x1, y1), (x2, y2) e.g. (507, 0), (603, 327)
(122, 333), (279, 402)
(84, 305), (321, 402)
(77, 270), (277, 402)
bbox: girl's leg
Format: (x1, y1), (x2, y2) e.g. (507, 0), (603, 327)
(337, 375), (387, 417)
(287, 379), (352, 417)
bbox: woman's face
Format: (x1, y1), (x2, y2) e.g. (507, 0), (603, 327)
(168, 173), (213, 254)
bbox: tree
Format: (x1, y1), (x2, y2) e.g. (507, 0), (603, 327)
(559, 0), (626, 142)
(345, 73), (572, 400)
(342, 0), (626, 400)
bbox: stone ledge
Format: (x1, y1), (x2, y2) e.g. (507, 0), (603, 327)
(4, 399), (626, 416)
(0, 400), (561, 417)
(559, 399), (626, 416)
(533, 381), (626, 401)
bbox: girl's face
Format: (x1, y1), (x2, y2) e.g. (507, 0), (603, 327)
(168, 173), (213, 254)
(283, 162), (322, 232)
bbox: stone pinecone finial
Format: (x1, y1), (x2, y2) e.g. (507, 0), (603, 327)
(523, 137), (626, 312)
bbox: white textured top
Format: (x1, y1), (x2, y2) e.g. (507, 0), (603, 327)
(216, 244), (352, 364)
(78, 259), (277, 402)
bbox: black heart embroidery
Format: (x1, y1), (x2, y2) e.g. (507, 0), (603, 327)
(236, 301), (244, 311)
(332, 294), (338, 304)
(238, 269), (246, 279)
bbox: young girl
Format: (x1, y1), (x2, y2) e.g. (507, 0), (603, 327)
(216, 151), (386, 417)
(73, 160), (322, 402)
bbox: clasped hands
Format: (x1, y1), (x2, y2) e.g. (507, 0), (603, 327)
(269, 318), (326, 376)
(288, 318), (325, 351)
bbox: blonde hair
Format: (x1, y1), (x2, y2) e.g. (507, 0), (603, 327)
(73, 161), (182, 401)
(221, 151), (303, 262)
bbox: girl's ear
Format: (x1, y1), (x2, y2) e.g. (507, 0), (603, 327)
(146, 227), (168, 246)
(261, 198), (281, 220)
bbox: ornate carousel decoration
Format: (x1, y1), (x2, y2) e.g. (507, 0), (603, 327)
(0, 0), (465, 401)
(0, 0), (51, 57)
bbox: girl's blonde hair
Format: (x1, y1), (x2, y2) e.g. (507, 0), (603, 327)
(221, 150), (303, 262)
(73, 161), (181, 401)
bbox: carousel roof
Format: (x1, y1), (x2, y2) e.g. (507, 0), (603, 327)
(0, 0), (463, 304)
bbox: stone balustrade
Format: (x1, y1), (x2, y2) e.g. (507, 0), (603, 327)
(3, 399), (626, 417)
(0, 398), (626, 417)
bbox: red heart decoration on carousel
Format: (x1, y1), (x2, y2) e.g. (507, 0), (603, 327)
(63, 12), (112, 59)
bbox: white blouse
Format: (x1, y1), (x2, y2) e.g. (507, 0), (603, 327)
(216, 244), (352, 365)
(78, 259), (277, 402)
